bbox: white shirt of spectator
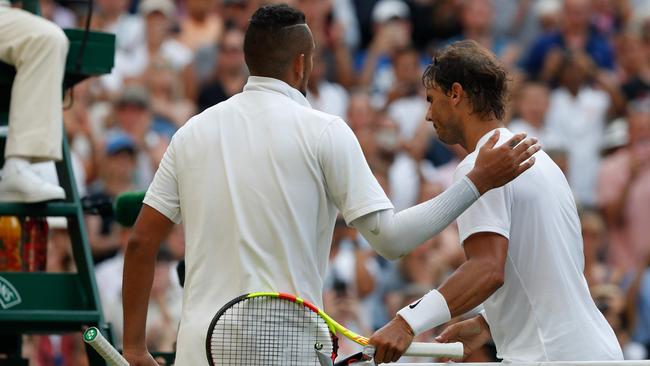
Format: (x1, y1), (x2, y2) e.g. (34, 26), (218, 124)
(306, 80), (349, 119)
(144, 76), (393, 365)
(545, 86), (609, 207)
(454, 128), (622, 362)
(508, 118), (566, 157)
(95, 252), (183, 348)
(387, 96), (428, 210)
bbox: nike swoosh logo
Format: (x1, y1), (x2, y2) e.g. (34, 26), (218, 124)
(409, 299), (422, 309)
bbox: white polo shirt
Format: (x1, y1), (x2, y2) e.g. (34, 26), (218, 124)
(144, 76), (393, 365)
(454, 128), (622, 362)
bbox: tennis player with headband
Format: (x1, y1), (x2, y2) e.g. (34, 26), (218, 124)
(121, 5), (539, 366)
(368, 41), (623, 364)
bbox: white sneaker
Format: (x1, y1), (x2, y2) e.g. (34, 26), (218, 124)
(0, 158), (65, 203)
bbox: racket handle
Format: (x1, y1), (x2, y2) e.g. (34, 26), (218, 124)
(404, 341), (463, 359)
(83, 327), (129, 366)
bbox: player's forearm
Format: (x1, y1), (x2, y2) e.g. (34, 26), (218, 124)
(438, 258), (504, 317)
(396, 258), (503, 335)
(122, 237), (157, 351)
(352, 176), (479, 260)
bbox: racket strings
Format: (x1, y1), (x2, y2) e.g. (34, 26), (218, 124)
(209, 296), (334, 365)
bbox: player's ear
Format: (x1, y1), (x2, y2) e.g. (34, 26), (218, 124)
(449, 82), (463, 107)
(294, 53), (305, 80)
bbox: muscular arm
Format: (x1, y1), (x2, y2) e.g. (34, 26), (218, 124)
(368, 232), (507, 363)
(439, 232), (508, 316)
(351, 176), (480, 260)
(122, 205), (175, 359)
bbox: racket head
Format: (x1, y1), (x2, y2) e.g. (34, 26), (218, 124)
(206, 292), (338, 366)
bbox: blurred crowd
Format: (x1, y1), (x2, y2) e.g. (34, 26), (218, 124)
(23, 0), (650, 364)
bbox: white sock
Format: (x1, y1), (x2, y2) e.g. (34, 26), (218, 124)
(3, 157), (30, 173)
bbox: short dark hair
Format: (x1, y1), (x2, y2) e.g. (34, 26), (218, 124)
(244, 4), (311, 78)
(422, 40), (509, 120)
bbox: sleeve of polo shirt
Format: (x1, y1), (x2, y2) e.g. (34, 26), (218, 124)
(318, 118), (393, 224)
(454, 162), (511, 244)
(143, 136), (182, 224)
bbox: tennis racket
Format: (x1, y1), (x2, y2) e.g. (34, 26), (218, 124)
(205, 292), (463, 365)
(83, 327), (129, 366)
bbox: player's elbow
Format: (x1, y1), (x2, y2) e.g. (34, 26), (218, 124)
(125, 233), (155, 258)
(362, 232), (404, 260)
(372, 243), (403, 261)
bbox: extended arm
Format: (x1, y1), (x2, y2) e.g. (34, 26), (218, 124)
(369, 232), (508, 363)
(122, 205), (175, 366)
(351, 176), (479, 260)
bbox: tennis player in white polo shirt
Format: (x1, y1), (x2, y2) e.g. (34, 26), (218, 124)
(121, 6), (539, 366)
(369, 40), (623, 363)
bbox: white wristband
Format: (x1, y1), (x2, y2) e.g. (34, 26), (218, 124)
(397, 289), (451, 335)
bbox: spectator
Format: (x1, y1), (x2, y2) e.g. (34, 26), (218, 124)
(357, 0), (414, 102)
(535, 0), (562, 34)
(134, 0), (193, 75)
(619, 32), (650, 101)
(524, 0), (616, 80)
(325, 218), (378, 302)
(581, 209), (623, 288)
(597, 99), (650, 273)
(178, 0), (222, 52)
(40, 0), (77, 28)
(143, 58), (195, 136)
(108, 86), (166, 190)
(307, 49), (349, 119)
(95, 0), (143, 55)
(508, 81), (553, 143)
(591, 284), (629, 351)
(384, 46), (425, 112)
(545, 51), (616, 207)
(446, 0), (520, 68)
(591, 0), (633, 38)
(296, 0), (355, 88)
(197, 27), (248, 112)
(86, 132), (138, 261)
(221, 0), (259, 32)
(347, 90), (376, 134)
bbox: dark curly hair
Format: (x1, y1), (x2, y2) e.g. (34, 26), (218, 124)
(422, 40), (509, 121)
(244, 4), (311, 77)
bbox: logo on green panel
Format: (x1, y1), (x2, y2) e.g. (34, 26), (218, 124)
(0, 276), (22, 309)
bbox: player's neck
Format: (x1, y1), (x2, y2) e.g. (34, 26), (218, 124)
(463, 118), (503, 153)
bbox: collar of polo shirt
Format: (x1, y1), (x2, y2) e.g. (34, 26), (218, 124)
(243, 76), (312, 109)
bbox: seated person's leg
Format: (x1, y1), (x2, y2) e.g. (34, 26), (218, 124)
(0, 7), (69, 202)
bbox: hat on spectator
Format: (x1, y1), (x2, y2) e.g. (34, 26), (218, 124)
(139, 0), (175, 18)
(116, 86), (150, 109)
(372, 0), (410, 23)
(106, 132), (137, 156)
(534, 0), (561, 17)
